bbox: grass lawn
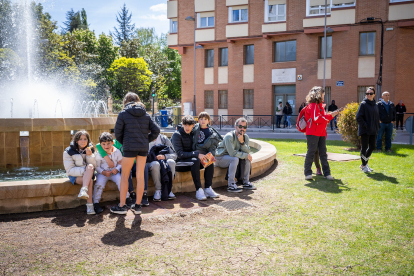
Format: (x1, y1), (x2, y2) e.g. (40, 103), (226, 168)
(1, 139), (413, 275)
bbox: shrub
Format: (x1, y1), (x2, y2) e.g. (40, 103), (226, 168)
(337, 102), (360, 149)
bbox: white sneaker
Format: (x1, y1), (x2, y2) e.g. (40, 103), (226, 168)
(86, 203), (95, 215)
(78, 187), (89, 200)
(153, 190), (161, 201)
(324, 175), (334, 181)
(305, 175), (313, 180)
(361, 165), (370, 173)
(365, 165), (374, 172)
(196, 188), (207, 201)
(168, 191), (176, 199)
(204, 187), (219, 198)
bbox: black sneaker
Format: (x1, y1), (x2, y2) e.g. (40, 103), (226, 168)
(141, 192), (149, 206)
(243, 182), (257, 190)
(110, 204), (128, 214)
(94, 203), (104, 214)
(227, 183), (242, 193)
(131, 204), (142, 215)
(126, 197), (134, 208)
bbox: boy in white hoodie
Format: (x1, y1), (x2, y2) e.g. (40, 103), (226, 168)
(93, 132), (130, 214)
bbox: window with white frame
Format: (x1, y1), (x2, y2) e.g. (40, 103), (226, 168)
(229, 6), (248, 23)
(306, 0), (355, 17)
(389, 0), (411, 2)
(197, 13), (214, 28)
(170, 19), (177, 33)
(265, 1), (286, 22)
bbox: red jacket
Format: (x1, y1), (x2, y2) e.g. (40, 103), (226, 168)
(304, 103), (333, 137)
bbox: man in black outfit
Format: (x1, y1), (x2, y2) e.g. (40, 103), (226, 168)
(171, 115), (214, 201)
(328, 100), (338, 130)
(376, 91), (396, 152)
(395, 100), (406, 130)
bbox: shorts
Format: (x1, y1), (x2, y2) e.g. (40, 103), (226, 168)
(124, 151), (147, 158)
(68, 175), (77, 185)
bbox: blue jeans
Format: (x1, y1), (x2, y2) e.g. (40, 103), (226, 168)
(284, 115), (291, 127)
(376, 122), (393, 150)
(330, 117), (337, 130)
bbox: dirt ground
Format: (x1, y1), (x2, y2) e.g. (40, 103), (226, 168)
(0, 163), (277, 276)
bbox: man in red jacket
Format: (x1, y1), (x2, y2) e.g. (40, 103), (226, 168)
(303, 87), (339, 180)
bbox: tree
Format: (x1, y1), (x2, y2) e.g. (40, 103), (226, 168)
(63, 8), (88, 33)
(107, 57), (152, 99)
(0, 48), (22, 81)
(110, 3), (135, 45)
(97, 33), (119, 70)
(119, 37), (140, 58)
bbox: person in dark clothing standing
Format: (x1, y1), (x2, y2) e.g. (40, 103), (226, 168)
(356, 87), (380, 173)
(298, 102), (306, 113)
(395, 100), (406, 130)
(376, 91), (396, 152)
(171, 115), (215, 201)
(111, 92), (160, 215)
(283, 102), (293, 128)
(328, 100), (338, 130)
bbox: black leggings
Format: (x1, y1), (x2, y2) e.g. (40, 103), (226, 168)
(176, 158), (214, 190)
(360, 134), (376, 166)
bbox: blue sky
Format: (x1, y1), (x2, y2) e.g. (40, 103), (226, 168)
(37, 0), (169, 36)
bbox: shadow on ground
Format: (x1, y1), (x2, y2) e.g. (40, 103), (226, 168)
(101, 216), (153, 246)
(305, 178), (351, 193)
(365, 172), (399, 184)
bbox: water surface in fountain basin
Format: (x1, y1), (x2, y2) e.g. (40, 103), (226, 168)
(0, 165), (66, 182)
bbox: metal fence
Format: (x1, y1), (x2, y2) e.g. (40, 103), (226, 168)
(153, 114), (299, 132)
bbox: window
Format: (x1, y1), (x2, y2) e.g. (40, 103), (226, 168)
(320, 36), (332, 58)
(219, 48), (228, 67)
(389, 0), (411, 2)
(274, 41), (296, 62)
(266, 2), (286, 22)
(205, 91), (214, 109)
(358, 86), (373, 102)
(229, 7), (248, 23)
(243, 89), (254, 109)
(170, 20), (177, 33)
(307, 1), (355, 16)
(360, 32), (375, 56)
(205, 49), (214, 68)
(244, 45), (254, 65)
(218, 90), (228, 109)
(324, 87), (331, 110)
(197, 13), (214, 28)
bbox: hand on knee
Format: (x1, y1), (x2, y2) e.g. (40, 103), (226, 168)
(86, 164), (94, 171)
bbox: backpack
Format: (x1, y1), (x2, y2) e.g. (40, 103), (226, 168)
(296, 105), (311, 132)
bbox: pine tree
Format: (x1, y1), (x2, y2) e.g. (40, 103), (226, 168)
(110, 3), (135, 46)
(63, 8), (88, 33)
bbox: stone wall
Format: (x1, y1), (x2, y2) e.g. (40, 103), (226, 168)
(0, 139), (276, 215)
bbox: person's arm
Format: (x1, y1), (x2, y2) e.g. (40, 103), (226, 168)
(163, 136), (177, 161)
(85, 151), (96, 169)
(223, 135), (248, 159)
(356, 103), (368, 128)
(115, 151), (122, 172)
(171, 132), (199, 160)
(240, 135), (250, 154)
(114, 114), (125, 145)
(148, 115), (160, 142)
(63, 151), (85, 177)
(95, 143), (108, 157)
(312, 104), (333, 123)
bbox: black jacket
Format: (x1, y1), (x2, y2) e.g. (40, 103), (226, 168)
(283, 106), (293, 115)
(115, 103), (160, 152)
(396, 104), (406, 114)
(356, 98), (380, 136)
(146, 145), (171, 163)
(171, 127), (199, 161)
(377, 100), (396, 124)
(328, 104), (338, 112)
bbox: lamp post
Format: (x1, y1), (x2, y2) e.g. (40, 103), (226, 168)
(185, 15), (204, 116)
(151, 87), (155, 118)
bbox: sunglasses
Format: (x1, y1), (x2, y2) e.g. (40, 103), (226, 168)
(366, 92), (375, 95)
(237, 125), (247, 129)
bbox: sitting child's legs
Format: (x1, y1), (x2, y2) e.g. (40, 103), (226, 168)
(93, 173), (108, 204)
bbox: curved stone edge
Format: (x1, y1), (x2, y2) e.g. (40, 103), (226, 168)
(0, 139), (276, 215)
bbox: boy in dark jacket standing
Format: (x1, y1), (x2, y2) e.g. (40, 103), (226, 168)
(171, 115), (215, 201)
(395, 100), (406, 130)
(376, 91), (396, 152)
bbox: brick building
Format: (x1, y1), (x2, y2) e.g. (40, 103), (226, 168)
(167, 0), (414, 119)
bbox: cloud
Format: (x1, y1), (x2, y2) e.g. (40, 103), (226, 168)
(150, 3), (167, 12)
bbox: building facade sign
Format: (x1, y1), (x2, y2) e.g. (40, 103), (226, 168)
(272, 68), (296, 83)
(337, 81), (344, 86)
